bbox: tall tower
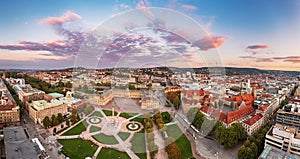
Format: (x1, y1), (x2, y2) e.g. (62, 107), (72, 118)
(247, 79), (251, 89)
(112, 101), (115, 117)
(252, 86), (257, 100)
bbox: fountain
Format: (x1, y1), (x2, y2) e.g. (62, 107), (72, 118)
(89, 117), (101, 124)
(126, 121), (140, 131)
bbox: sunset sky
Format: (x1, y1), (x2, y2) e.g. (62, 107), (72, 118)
(0, 0), (300, 71)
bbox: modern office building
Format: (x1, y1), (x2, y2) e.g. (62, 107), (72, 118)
(265, 123), (300, 156)
(259, 145), (299, 159)
(276, 103), (300, 129)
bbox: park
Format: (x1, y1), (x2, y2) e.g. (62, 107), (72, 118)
(54, 99), (194, 159)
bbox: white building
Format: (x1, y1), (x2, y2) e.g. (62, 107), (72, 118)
(265, 123), (300, 156)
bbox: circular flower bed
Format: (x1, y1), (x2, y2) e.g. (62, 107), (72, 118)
(89, 117), (101, 124)
(126, 122), (141, 131)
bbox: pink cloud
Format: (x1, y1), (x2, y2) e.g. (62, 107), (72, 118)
(39, 11), (81, 25)
(181, 4), (197, 10)
(194, 36), (228, 51)
(246, 44), (269, 49)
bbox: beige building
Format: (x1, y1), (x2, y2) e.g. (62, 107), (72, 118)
(13, 84), (45, 111)
(98, 89), (142, 106)
(28, 99), (68, 124)
(242, 113), (264, 136)
(141, 91), (160, 110)
(0, 80), (20, 128)
(97, 88), (162, 110)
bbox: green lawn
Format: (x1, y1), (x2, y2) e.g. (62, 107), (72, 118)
(97, 148), (130, 159)
(130, 115), (145, 124)
(93, 134), (119, 145)
(58, 138), (98, 159)
(119, 112), (138, 119)
(166, 124), (194, 159)
(131, 130), (147, 159)
(90, 111), (103, 117)
(82, 119), (89, 127)
(63, 122), (87, 136)
(118, 132), (131, 141)
(90, 126), (101, 133)
(102, 110), (118, 116)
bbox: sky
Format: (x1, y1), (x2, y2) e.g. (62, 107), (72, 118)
(0, 0), (300, 71)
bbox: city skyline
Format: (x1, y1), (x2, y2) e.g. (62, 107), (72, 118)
(0, 0), (299, 71)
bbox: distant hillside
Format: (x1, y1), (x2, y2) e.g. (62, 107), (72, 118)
(223, 67), (300, 76)
(1, 66), (300, 76)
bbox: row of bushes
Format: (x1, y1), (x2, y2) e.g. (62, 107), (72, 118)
(144, 115), (158, 159)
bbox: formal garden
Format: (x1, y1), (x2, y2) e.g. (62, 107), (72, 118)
(57, 105), (194, 159)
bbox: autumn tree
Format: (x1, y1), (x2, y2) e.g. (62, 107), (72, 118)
(165, 137), (181, 159)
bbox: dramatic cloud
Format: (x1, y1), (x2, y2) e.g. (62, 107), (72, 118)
(0, 11), (84, 57)
(246, 44), (269, 50)
(38, 11), (81, 25)
(193, 36), (228, 51)
(181, 4), (197, 10)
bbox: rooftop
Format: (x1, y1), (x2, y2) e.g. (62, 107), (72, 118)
(243, 113), (263, 126)
(48, 92), (64, 99)
(31, 99), (64, 111)
(259, 145), (299, 159)
(3, 126), (38, 159)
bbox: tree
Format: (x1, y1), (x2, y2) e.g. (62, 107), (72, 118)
(250, 143), (258, 158)
(161, 112), (172, 123)
(43, 116), (51, 128)
(244, 140), (251, 147)
(213, 120), (223, 132)
(57, 80), (64, 87)
(215, 125), (227, 145)
(165, 137), (181, 159)
(238, 145), (247, 159)
(173, 96), (181, 110)
(225, 126), (238, 149)
(65, 81), (72, 88)
(192, 111), (205, 130)
(51, 114), (59, 126)
(128, 84), (136, 90)
(70, 108), (78, 124)
(57, 113), (64, 123)
(232, 123), (246, 141)
(187, 107), (198, 123)
(66, 118), (70, 126)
